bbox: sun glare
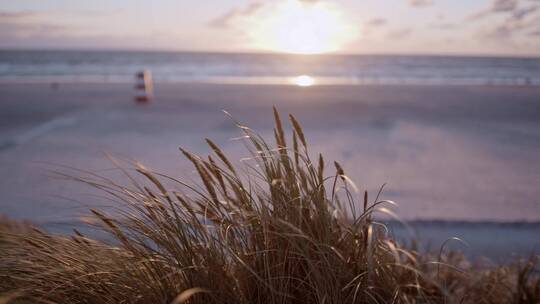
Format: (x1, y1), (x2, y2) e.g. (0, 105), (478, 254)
(244, 1), (356, 54)
(292, 75), (315, 87)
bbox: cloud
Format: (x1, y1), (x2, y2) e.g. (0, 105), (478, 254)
(408, 0), (433, 7)
(207, 10), (236, 28)
(208, 2), (264, 28)
(480, 4), (540, 39)
(430, 22), (458, 30)
(362, 18), (388, 37)
(512, 5), (539, 18)
(366, 18), (387, 27)
(468, 0), (521, 20)
(0, 9), (120, 21)
(387, 28), (413, 39)
(427, 13), (458, 30)
(0, 9), (130, 49)
(0, 10), (73, 38)
(0, 11), (39, 20)
(492, 0), (519, 12)
(0, 22), (71, 39)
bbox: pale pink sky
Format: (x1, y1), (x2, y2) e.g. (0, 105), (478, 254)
(0, 0), (539, 56)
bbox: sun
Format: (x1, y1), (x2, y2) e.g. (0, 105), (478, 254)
(241, 0), (357, 54)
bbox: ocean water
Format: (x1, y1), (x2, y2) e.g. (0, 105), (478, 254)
(1, 50), (540, 86)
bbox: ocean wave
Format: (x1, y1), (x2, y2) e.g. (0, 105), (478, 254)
(1, 50), (539, 87)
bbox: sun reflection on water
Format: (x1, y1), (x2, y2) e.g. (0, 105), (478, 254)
(292, 75), (315, 87)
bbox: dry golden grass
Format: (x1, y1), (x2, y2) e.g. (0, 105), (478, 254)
(0, 108), (538, 303)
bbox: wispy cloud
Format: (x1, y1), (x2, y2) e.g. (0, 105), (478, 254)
(513, 5), (539, 19)
(0, 9), (134, 49)
(362, 18), (388, 38)
(429, 22), (458, 30)
(529, 29), (540, 36)
(468, 0), (520, 20)
(492, 0), (519, 12)
(408, 0), (433, 8)
(0, 10), (73, 38)
(366, 18), (387, 27)
(387, 28), (413, 39)
(207, 10), (236, 28)
(208, 2), (264, 28)
(479, 4), (540, 39)
(0, 11), (40, 20)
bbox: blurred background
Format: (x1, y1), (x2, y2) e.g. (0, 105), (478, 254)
(0, 0), (539, 261)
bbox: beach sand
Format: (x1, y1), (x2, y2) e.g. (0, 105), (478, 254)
(0, 82), (539, 260)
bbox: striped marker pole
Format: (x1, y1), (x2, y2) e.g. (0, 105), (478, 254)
(134, 70), (153, 103)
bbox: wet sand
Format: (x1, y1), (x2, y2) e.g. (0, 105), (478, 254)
(0, 82), (539, 260)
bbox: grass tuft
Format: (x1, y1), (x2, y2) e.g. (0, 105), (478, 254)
(0, 109), (538, 303)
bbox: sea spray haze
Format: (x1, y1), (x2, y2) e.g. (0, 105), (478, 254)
(0, 108), (538, 303)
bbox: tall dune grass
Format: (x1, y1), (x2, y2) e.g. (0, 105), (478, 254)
(0, 108), (538, 303)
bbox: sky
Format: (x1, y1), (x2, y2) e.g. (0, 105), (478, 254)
(0, 0), (539, 56)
